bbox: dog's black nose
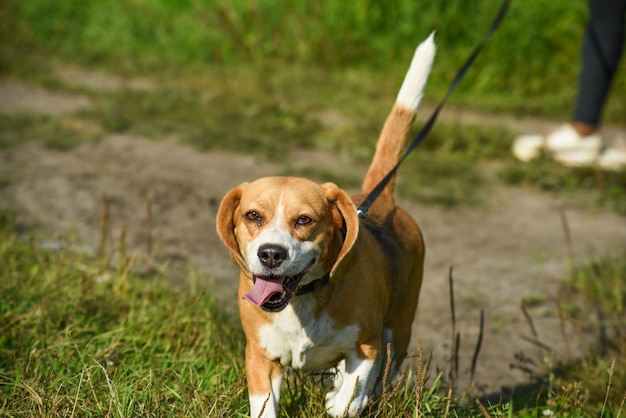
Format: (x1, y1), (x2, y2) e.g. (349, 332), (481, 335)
(258, 245), (287, 269)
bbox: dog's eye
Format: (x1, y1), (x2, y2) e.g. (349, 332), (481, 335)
(295, 215), (313, 227)
(245, 211), (262, 225)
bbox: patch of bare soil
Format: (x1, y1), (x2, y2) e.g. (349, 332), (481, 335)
(1, 78), (624, 397)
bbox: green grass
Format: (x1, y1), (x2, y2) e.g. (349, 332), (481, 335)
(551, 255), (626, 416)
(500, 161), (626, 214)
(0, 113), (94, 151)
(1, 0), (625, 119)
(0, 220), (248, 416)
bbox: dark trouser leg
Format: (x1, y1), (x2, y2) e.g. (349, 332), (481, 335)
(573, 0), (626, 126)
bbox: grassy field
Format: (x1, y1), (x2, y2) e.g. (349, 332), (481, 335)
(2, 0), (625, 118)
(1, 1), (625, 416)
(0, 212), (624, 417)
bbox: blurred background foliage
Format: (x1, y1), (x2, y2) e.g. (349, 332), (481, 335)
(3, 0), (624, 119)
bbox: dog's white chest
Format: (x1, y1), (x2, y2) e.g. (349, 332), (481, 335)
(258, 304), (360, 370)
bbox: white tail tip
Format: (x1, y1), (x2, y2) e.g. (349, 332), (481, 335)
(396, 31), (436, 110)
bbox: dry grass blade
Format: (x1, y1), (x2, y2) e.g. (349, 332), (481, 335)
(469, 309), (484, 389)
(448, 266), (459, 388)
(257, 393), (270, 418)
(444, 387), (452, 418)
(415, 341), (424, 418)
(570, 318), (592, 356)
(616, 390), (626, 418)
(146, 198), (153, 255)
(347, 376), (360, 417)
(600, 358), (616, 418)
(14, 381), (45, 414)
(558, 206), (574, 260)
(98, 193), (111, 261)
(555, 299), (572, 361)
(91, 357), (123, 418)
(70, 366), (86, 418)
(382, 342), (392, 400)
(520, 298), (538, 340)
(453, 332), (460, 387)
(448, 266), (456, 327)
(475, 398), (493, 418)
(520, 335), (554, 353)
(386, 370), (405, 402)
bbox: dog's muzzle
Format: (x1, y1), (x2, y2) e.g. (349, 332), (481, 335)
(243, 258), (316, 312)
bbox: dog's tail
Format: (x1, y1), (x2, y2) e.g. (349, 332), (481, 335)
(361, 32), (435, 200)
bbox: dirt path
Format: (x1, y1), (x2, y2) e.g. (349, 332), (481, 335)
(1, 79), (625, 396)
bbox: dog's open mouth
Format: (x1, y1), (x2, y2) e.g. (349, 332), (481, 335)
(243, 259), (315, 312)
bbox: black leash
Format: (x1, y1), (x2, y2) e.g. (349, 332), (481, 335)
(356, 0), (511, 219)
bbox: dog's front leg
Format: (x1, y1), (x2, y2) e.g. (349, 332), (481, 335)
(246, 343), (283, 418)
(325, 342), (380, 417)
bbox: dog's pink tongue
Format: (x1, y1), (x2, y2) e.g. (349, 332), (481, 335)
(243, 278), (283, 306)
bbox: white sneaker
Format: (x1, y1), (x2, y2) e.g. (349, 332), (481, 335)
(512, 124), (602, 166)
(598, 140), (626, 171)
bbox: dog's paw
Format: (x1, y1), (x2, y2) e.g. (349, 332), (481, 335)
(325, 391), (368, 418)
(325, 387), (338, 405)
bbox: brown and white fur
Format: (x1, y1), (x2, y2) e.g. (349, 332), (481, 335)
(216, 33), (435, 418)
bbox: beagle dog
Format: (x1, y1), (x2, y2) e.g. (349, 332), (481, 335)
(216, 34), (435, 418)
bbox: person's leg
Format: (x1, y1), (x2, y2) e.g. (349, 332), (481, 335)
(572, 0), (626, 131)
(512, 0), (625, 167)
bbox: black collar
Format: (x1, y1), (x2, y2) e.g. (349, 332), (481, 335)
(296, 273), (330, 296)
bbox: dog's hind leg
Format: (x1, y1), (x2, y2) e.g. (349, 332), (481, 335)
(389, 256), (425, 368)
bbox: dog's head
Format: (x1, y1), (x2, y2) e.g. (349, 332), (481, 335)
(216, 176), (359, 312)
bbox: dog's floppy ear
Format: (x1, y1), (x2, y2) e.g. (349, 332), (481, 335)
(216, 183), (248, 269)
(321, 183), (360, 279)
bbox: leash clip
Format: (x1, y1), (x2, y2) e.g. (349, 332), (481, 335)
(356, 209), (368, 219)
